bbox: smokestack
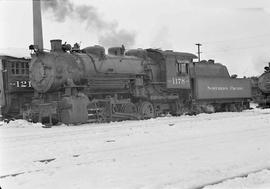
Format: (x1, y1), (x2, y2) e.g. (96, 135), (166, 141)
(33, 0), (44, 50)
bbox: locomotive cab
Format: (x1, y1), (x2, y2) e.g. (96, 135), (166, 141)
(163, 51), (196, 89)
(145, 49), (197, 89)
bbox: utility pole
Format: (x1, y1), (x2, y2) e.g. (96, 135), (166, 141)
(195, 43), (202, 63)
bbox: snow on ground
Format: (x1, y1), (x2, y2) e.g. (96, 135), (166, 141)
(0, 107), (270, 189)
(0, 119), (44, 128)
(204, 169), (270, 189)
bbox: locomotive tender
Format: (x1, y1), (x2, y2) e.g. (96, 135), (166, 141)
(26, 40), (252, 124)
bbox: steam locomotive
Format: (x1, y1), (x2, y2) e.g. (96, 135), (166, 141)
(24, 39), (252, 125)
(255, 63), (270, 107)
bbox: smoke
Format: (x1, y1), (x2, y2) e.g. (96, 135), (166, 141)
(42, 0), (73, 22)
(98, 30), (136, 48)
(251, 54), (270, 75)
(150, 27), (173, 49)
(41, 0), (136, 48)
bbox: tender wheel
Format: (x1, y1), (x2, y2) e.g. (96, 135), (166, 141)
(229, 104), (237, 112)
(235, 103), (244, 112)
(204, 104), (215, 113)
(138, 101), (155, 119)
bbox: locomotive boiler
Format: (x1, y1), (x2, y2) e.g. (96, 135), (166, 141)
(30, 40), (145, 93)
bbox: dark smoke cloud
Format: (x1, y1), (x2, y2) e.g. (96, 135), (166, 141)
(42, 0), (73, 22)
(41, 0), (136, 48)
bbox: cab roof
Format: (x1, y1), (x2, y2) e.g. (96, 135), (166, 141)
(147, 48), (198, 59)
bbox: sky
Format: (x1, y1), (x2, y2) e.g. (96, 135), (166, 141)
(1, 0), (270, 77)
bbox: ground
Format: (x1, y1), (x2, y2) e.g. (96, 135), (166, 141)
(0, 105), (270, 189)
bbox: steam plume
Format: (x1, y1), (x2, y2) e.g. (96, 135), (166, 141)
(42, 0), (136, 48)
(98, 30), (136, 48)
(251, 55), (270, 75)
(150, 27), (173, 49)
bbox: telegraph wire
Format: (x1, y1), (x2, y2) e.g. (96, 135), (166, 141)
(198, 32), (270, 55)
(201, 32), (270, 45)
(203, 42), (270, 54)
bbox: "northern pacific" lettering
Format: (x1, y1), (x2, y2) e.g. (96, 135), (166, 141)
(207, 86), (243, 90)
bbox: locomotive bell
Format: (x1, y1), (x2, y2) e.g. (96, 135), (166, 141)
(108, 46), (125, 56)
(50, 39), (63, 52)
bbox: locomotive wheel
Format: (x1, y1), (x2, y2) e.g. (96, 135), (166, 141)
(122, 103), (137, 114)
(97, 108), (107, 123)
(229, 104), (237, 112)
(235, 103), (243, 112)
(204, 104), (215, 113)
(138, 101), (155, 119)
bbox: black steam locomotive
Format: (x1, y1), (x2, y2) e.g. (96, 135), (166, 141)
(24, 40), (252, 125)
(255, 63), (270, 107)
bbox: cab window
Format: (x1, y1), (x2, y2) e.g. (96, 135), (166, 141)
(176, 59), (189, 74)
(11, 62), (29, 75)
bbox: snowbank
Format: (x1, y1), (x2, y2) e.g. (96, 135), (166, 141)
(0, 119), (43, 128)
